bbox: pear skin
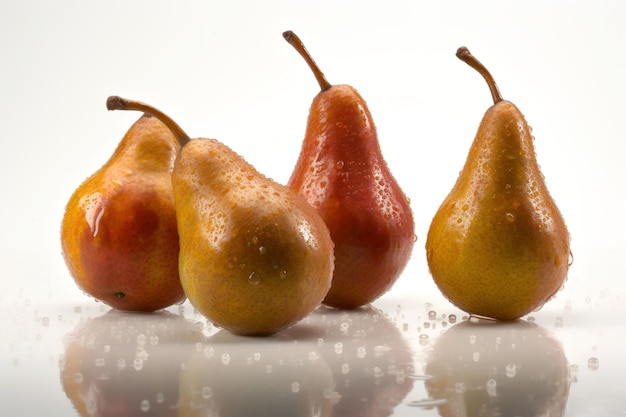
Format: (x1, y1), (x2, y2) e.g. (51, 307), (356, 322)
(173, 139), (335, 336)
(425, 47), (571, 320)
(107, 96), (335, 336)
(61, 113), (185, 311)
(284, 31), (415, 309)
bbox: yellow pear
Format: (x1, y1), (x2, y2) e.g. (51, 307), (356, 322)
(425, 47), (571, 320)
(107, 96), (335, 336)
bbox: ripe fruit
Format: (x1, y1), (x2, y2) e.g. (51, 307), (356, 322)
(425, 47), (571, 320)
(61, 113), (185, 311)
(107, 96), (335, 336)
(283, 30), (415, 309)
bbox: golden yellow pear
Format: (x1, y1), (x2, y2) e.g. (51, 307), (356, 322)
(425, 47), (571, 320)
(107, 96), (335, 336)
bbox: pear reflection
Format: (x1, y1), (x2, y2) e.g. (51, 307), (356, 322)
(178, 331), (335, 417)
(59, 310), (206, 417)
(311, 306), (415, 417)
(425, 317), (570, 417)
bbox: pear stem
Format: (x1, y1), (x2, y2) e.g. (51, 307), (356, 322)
(106, 96), (191, 147)
(283, 30), (332, 92)
(456, 47), (503, 104)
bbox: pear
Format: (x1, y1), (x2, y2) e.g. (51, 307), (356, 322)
(107, 96), (335, 336)
(60, 113), (185, 311)
(425, 47), (571, 320)
(283, 31), (415, 309)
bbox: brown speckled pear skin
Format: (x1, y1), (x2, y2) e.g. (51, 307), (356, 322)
(425, 48), (571, 320)
(284, 31), (415, 309)
(60, 114), (185, 311)
(173, 139), (335, 336)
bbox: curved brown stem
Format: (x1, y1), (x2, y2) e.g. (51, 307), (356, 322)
(456, 47), (503, 104)
(106, 96), (191, 147)
(283, 30), (332, 92)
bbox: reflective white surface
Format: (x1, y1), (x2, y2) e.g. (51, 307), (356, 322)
(3, 275), (623, 416)
(2, 1), (626, 416)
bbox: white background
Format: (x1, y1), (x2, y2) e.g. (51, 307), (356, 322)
(2, 1), (625, 296)
(1, 1), (626, 415)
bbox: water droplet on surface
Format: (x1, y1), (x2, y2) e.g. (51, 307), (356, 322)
(291, 382), (300, 393)
(505, 212), (515, 222)
(117, 359), (126, 370)
(74, 373), (83, 384)
(201, 386), (212, 399)
(133, 358), (144, 371)
(221, 353), (231, 365)
(472, 351), (480, 362)
(486, 378), (497, 397)
(448, 314), (457, 324)
(587, 357), (600, 371)
(554, 255), (563, 267)
(336, 160), (344, 170)
(506, 363), (517, 378)
(323, 388), (342, 403)
(94, 357), (106, 367)
(140, 399), (150, 412)
(374, 345), (392, 355)
(407, 398), (448, 408)
(428, 310), (437, 320)
(248, 272), (261, 285)
(114, 292), (126, 299)
(41, 317), (50, 327)
(341, 363), (350, 374)
(258, 246), (266, 255)
(156, 392), (164, 403)
(357, 347), (366, 358)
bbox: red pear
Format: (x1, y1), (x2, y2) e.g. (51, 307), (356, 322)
(283, 31), (415, 309)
